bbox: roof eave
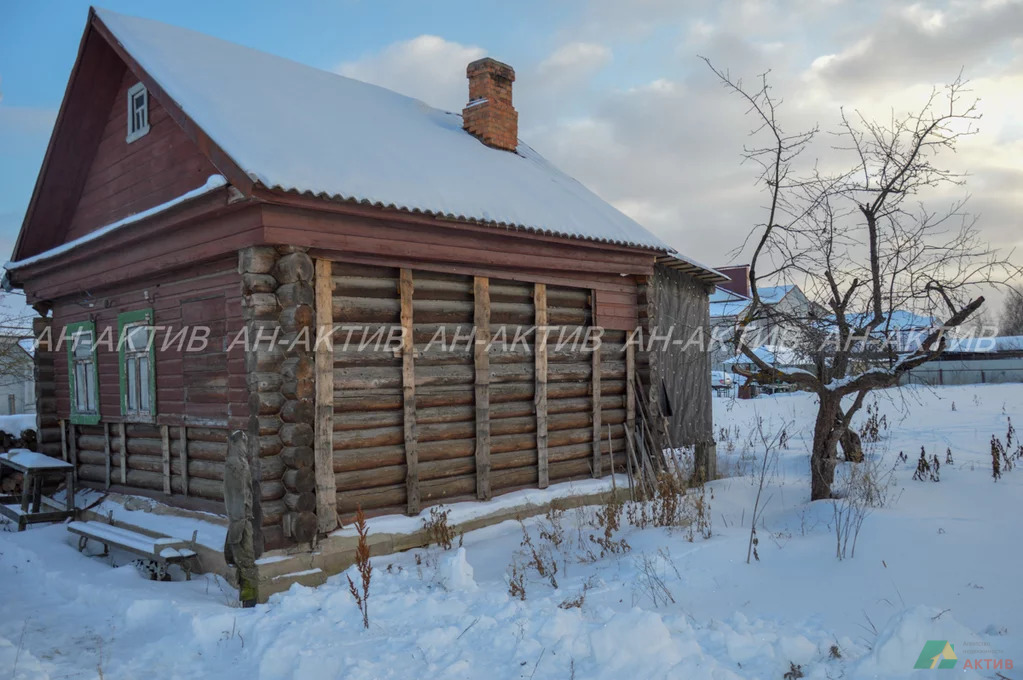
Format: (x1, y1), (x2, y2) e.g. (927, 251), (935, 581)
(253, 183), (671, 255)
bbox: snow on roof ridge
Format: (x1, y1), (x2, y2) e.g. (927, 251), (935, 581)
(5, 175), (227, 271)
(91, 8), (677, 253)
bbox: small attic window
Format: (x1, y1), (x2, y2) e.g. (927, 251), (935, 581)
(126, 82), (150, 143)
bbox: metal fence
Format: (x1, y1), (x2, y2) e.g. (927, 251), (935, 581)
(898, 356), (1023, 386)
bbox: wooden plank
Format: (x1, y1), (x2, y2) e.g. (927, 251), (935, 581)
(399, 268), (420, 515)
(59, 419), (67, 462)
(626, 342), (636, 450)
(160, 425), (171, 495)
(69, 423), (77, 483)
(591, 337), (602, 478)
(179, 425), (189, 497)
(474, 276), (492, 500)
(314, 259), (338, 531)
(103, 422), (111, 490)
(644, 275), (662, 456)
(534, 283), (549, 489)
(118, 422), (127, 485)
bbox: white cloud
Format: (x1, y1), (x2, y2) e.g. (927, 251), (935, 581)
(336, 35), (485, 111)
(537, 42), (612, 81)
(330, 1), (1022, 293)
(805, 0), (1023, 89)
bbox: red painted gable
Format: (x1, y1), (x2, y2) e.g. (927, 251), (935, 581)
(64, 67), (218, 242)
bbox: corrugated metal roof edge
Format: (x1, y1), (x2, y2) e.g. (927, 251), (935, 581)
(268, 184), (730, 285)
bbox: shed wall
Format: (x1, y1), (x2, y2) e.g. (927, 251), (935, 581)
(652, 264), (714, 447)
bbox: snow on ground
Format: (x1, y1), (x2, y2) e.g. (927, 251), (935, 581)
(1, 383), (1021, 679)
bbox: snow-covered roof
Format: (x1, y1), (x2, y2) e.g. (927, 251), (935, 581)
(6, 175), (227, 270)
(723, 344), (808, 367)
(709, 300), (750, 319)
(943, 335), (1023, 353)
(709, 284), (797, 320)
(757, 285), (795, 304)
(839, 310), (936, 331)
(94, 9), (673, 252)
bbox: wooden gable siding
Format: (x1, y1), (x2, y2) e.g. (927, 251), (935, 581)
(64, 66), (219, 242)
(51, 257), (247, 430)
(12, 28), (125, 261)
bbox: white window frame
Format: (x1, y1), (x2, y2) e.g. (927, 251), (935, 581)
(126, 82), (150, 143)
(121, 320), (154, 419)
(70, 326), (99, 419)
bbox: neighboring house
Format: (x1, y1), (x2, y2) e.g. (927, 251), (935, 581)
(4, 9), (726, 554)
(0, 336), (36, 415)
(708, 265), (819, 373)
(722, 344), (813, 391)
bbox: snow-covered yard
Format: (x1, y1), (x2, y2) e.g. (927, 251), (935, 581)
(2, 383), (1021, 679)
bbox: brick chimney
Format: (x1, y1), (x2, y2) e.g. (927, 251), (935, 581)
(462, 57), (518, 152)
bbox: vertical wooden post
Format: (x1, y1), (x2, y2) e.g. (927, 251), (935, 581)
(103, 422), (111, 490)
(626, 342), (636, 454)
(118, 422), (127, 485)
(474, 276), (492, 500)
(59, 418), (67, 462)
(179, 425), (189, 497)
(645, 275), (662, 456)
(591, 338), (602, 478)
(68, 423), (77, 484)
(534, 283), (549, 489)
(314, 259), (338, 531)
(160, 424), (171, 495)
(399, 269), (420, 514)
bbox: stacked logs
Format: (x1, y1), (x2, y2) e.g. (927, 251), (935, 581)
(74, 423), (234, 497)
(33, 316), (62, 459)
(329, 267), (629, 522)
(239, 246), (318, 548)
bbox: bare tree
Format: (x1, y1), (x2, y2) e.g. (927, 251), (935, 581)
(705, 61), (1019, 500)
(1000, 286), (1023, 336)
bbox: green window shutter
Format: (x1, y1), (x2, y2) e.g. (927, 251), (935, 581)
(66, 320), (100, 425)
(117, 308), (156, 419)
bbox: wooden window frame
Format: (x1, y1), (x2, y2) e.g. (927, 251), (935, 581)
(118, 309), (157, 422)
(126, 82), (150, 143)
(67, 320), (100, 425)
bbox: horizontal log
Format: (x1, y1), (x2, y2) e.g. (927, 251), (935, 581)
(261, 499), (286, 526)
(76, 435), (227, 461)
(78, 464), (226, 501)
(283, 467), (316, 493)
(285, 491), (316, 512)
(335, 473), (478, 514)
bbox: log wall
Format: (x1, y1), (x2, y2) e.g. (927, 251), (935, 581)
(328, 263), (629, 522)
(33, 316), (61, 458)
(37, 257), (247, 522)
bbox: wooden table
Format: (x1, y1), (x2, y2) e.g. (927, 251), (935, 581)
(0, 449), (76, 531)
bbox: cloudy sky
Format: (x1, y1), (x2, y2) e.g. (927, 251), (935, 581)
(1, 0), (1021, 309)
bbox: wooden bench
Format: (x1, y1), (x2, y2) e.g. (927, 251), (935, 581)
(0, 449), (75, 531)
(68, 520), (199, 579)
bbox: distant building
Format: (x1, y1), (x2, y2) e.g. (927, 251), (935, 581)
(0, 336), (35, 415)
(708, 266), (819, 373)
